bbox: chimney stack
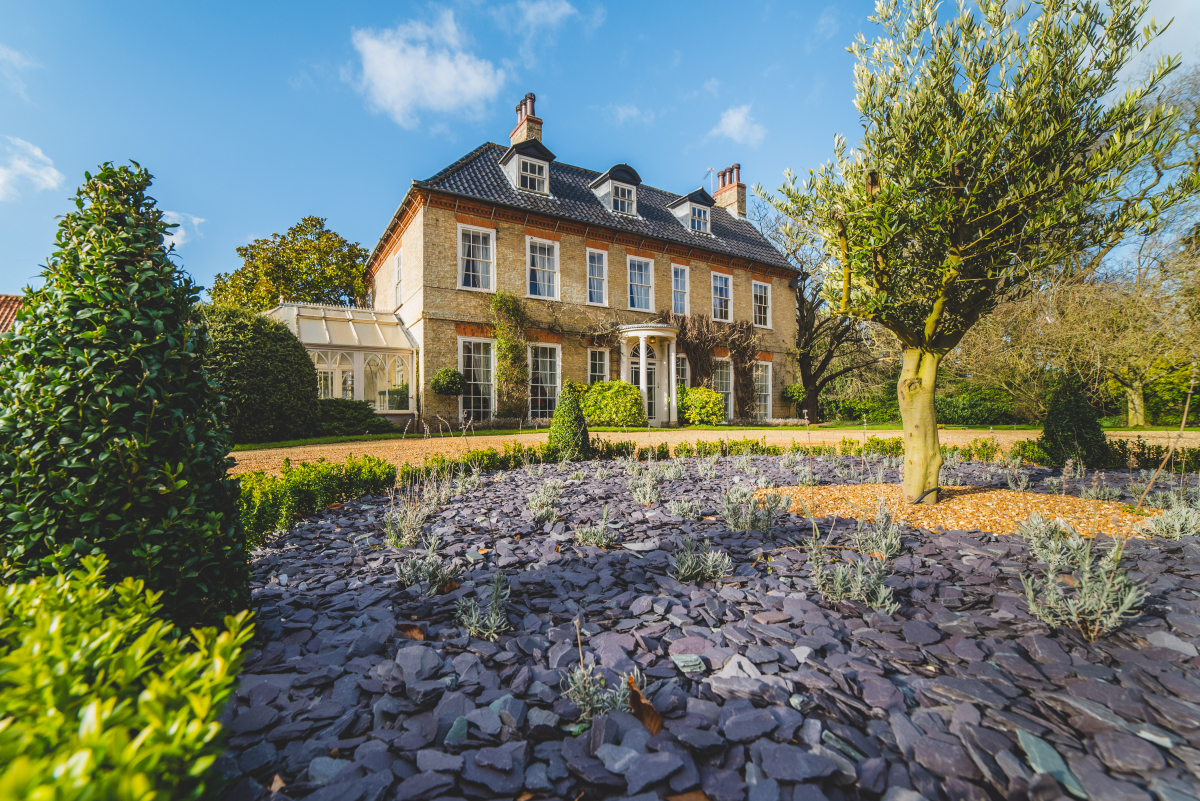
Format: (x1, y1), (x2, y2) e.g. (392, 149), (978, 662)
(510, 92), (542, 146)
(714, 162), (746, 218)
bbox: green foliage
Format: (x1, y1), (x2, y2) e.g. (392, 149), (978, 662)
(0, 556), (254, 800)
(934, 392), (1013, 426)
(782, 384), (807, 409)
(670, 536), (733, 584)
(1019, 526), (1143, 642)
(1106, 436), (1200, 473)
(238, 453), (397, 545)
(679, 386), (727, 425)
(547, 380), (591, 459)
(490, 291), (533, 417)
(394, 534), (461, 597)
(210, 216), (369, 311)
(574, 507), (616, 547)
(720, 485), (787, 533)
(821, 396), (900, 423)
(1039, 377), (1109, 467)
(0, 163), (246, 629)
(526, 479), (564, 526)
(316, 398), (398, 436)
(1139, 494), (1200, 539)
(581, 380), (647, 427)
(455, 571), (511, 640)
(431, 368), (466, 397)
(1007, 440), (1050, 465)
(806, 545), (899, 615)
(560, 665), (634, 724)
(200, 304), (319, 444)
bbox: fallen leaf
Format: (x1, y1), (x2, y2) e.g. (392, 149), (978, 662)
(517, 793), (536, 801)
(327, 502), (344, 510)
(410, 614), (418, 621)
(665, 792), (711, 801)
(269, 775), (286, 792)
(515, 535), (521, 542)
(1056, 574), (1077, 587)
(627, 676), (663, 735)
(397, 623), (425, 641)
(478, 548), (489, 554)
(440, 580), (461, 595)
(555, 545), (561, 553)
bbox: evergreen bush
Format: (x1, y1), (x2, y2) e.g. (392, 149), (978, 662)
(0, 163), (247, 628)
(316, 398), (398, 436)
(1039, 376), (1109, 467)
(679, 386), (727, 425)
(431, 367), (466, 397)
(547, 380), (591, 459)
(200, 304), (319, 444)
(934, 392), (1013, 426)
(581, 380), (647, 427)
(0, 556), (253, 800)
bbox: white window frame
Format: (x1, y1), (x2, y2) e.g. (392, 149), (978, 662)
(628, 256), (654, 312)
(671, 263), (690, 316)
(528, 342), (562, 419)
(518, 157), (548, 194)
(586, 248), (608, 307)
(611, 182), (636, 215)
(690, 204), (709, 233)
(525, 235), (560, 301)
(456, 223), (496, 293)
(752, 280), (772, 329)
(754, 361), (773, 420)
(457, 337), (497, 421)
(675, 354), (689, 389)
(713, 357), (733, 421)
(712, 272), (732, 322)
(393, 249), (403, 309)
(588, 348), (609, 384)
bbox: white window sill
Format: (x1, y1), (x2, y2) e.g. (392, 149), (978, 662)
(458, 284), (496, 294)
(586, 300), (609, 308)
(754, 324), (773, 330)
(526, 293), (560, 302)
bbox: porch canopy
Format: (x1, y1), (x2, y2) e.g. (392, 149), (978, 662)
(267, 303), (417, 418)
(616, 322), (679, 426)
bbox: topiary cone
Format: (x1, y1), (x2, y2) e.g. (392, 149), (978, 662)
(0, 163), (248, 628)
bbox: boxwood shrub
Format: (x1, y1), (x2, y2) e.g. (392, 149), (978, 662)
(547, 380), (591, 459)
(0, 164), (247, 629)
(200, 304), (319, 444)
(679, 386), (726, 425)
(0, 556), (254, 800)
(581, 380), (647, 427)
(239, 453), (398, 544)
(431, 368), (466, 397)
(317, 398), (399, 436)
(1039, 377), (1108, 467)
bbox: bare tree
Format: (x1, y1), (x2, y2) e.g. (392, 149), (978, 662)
(751, 199), (883, 421)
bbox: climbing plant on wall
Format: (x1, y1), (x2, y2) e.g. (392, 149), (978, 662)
(668, 311), (723, 389)
(490, 291), (534, 418)
(727, 320), (763, 419)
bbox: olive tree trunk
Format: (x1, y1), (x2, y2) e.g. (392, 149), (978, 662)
(898, 348), (944, 505)
(1125, 382), (1146, 427)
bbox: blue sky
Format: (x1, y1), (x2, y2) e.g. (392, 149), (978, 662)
(1, 0), (1197, 297)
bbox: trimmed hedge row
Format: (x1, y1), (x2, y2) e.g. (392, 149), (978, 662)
(580, 380), (647, 427)
(0, 557), (253, 800)
(316, 398), (400, 437)
(239, 454), (398, 545)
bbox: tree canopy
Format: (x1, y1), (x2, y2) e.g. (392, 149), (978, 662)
(766, 0), (1200, 502)
(210, 216), (369, 311)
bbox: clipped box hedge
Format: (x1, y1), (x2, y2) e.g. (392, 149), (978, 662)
(581, 380), (647, 427)
(0, 556), (253, 800)
(239, 453), (398, 545)
(679, 386), (726, 425)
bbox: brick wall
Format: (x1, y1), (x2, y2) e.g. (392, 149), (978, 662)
(374, 201), (797, 421)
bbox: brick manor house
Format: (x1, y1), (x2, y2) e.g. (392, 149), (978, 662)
(269, 93), (798, 427)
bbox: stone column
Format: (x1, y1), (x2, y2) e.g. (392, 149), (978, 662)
(668, 340), (677, 424)
(353, 352), (364, 402)
(638, 334), (649, 419)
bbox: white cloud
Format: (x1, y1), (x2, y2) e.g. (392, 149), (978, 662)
(704, 77), (720, 96)
(350, 10), (506, 130)
(0, 44), (36, 100)
(492, 0), (578, 62)
(814, 6), (839, 41)
(163, 211), (206, 250)
(708, 105), (766, 146)
(0, 137), (65, 202)
(608, 104), (654, 125)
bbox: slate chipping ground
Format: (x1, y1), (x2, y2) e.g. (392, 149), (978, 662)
(216, 453), (1200, 801)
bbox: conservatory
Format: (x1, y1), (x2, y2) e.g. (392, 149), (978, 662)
(266, 303), (418, 425)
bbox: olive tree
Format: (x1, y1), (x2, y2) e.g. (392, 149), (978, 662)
(766, 0), (1199, 503)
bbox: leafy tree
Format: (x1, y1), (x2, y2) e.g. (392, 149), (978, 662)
(766, 0), (1199, 502)
(201, 304), (319, 443)
(210, 216), (369, 311)
(0, 163), (248, 628)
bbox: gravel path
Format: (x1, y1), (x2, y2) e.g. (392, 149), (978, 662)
(229, 427), (1200, 476)
(216, 454), (1200, 801)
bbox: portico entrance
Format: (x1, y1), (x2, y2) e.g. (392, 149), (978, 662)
(617, 323), (679, 427)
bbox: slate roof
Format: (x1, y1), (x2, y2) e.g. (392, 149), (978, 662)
(415, 143), (793, 271)
(0, 295), (21, 334)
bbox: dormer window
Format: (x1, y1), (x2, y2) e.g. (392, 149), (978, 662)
(520, 158), (547, 193)
(667, 187), (716, 234)
(612, 183), (636, 215)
